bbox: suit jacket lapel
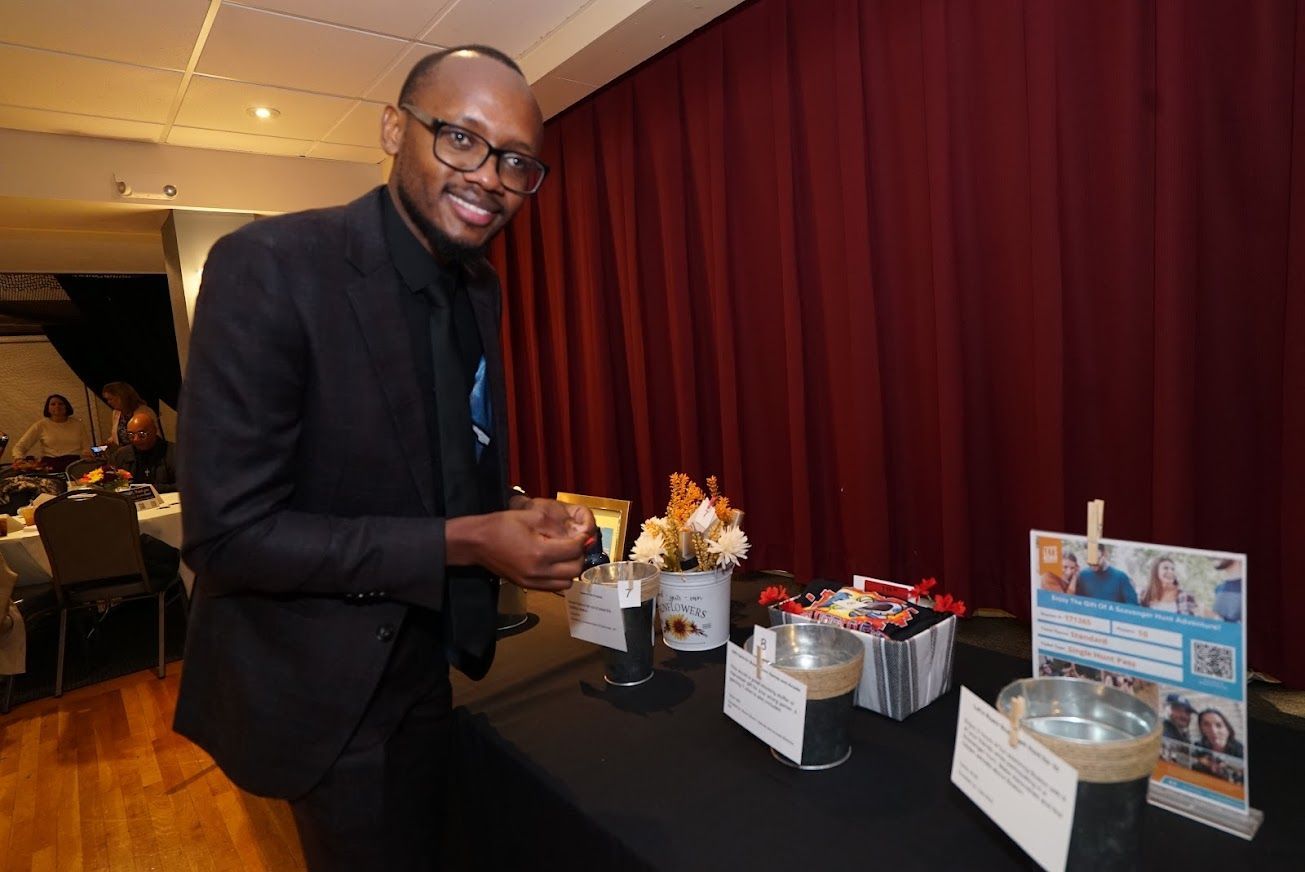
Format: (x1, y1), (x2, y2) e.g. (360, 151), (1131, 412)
(342, 189), (436, 516)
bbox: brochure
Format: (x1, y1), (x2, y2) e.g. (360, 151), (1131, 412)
(1029, 532), (1249, 816)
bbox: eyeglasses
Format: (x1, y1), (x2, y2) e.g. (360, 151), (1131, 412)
(400, 103), (548, 195)
(126, 430), (155, 439)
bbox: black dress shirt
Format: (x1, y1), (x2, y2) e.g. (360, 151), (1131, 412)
(381, 192), (498, 517)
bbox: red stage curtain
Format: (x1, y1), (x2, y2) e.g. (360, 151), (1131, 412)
(489, 0), (1305, 687)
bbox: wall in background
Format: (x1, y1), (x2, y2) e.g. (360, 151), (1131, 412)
(0, 335), (110, 460)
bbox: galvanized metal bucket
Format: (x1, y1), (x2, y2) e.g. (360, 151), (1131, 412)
(997, 677), (1162, 871)
(747, 623), (864, 769)
(581, 561), (661, 687)
(496, 579), (528, 631)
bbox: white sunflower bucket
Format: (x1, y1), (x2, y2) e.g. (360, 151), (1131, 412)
(656, 565), (732, 651)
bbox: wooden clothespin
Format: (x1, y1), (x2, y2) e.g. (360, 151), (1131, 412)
(1007, 695), (1027, 748)
(1086, 499), (1105, 566)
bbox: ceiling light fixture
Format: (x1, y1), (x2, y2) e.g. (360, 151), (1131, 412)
(247, 106), (280, 120)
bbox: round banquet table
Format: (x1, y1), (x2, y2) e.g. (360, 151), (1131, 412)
(0, 492), (192, 595)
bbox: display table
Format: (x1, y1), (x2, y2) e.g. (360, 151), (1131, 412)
(448, 581), (1304, 870)
(0, 493), (191, 594)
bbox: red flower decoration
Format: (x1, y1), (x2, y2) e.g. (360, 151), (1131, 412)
(908, 577), (938, 600)
(757, 584), (790, 607)
(933, 593), (967, 617)
(779, 600), (805, 615)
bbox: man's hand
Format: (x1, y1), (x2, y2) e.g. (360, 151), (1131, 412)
(446, 500), (598, 591)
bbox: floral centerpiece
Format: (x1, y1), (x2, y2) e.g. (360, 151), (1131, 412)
(629, 473), (750, 572)
(630, 473), (749, 651)
(75, 465), (133, 491)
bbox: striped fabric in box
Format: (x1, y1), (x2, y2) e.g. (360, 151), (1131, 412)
(768, 606), (956, 721)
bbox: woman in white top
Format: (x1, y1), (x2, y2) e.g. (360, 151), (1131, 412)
(12, 394), (92, 471)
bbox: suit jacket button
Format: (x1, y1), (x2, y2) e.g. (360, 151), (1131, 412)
(376, 623), (395, 642)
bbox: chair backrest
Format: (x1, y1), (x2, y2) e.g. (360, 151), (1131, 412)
(35, 490), (147, 596)
(64, 459), (102, 483)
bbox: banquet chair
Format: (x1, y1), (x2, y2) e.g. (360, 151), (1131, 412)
(64, 458), (102, 483)
(34, 489), (182, 697)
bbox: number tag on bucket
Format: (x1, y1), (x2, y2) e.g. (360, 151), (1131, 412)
(619, 578), (642, 609)
(752, 626), (777, 676)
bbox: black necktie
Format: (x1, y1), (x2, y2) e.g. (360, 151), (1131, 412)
(423, 277), (478, 516)
(422, 275), (496, 667)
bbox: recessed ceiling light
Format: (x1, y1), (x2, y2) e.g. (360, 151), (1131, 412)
(247, 106), (280, 120)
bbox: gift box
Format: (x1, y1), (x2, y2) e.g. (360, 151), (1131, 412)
(768, 589), (957, 721)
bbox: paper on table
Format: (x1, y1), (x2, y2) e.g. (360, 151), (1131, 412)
(564, 580), (627, 652)
(950, 686), (1077, 872)
(723, 641), (806, 763)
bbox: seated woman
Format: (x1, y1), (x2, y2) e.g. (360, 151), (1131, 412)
(11, 394), (92, 473)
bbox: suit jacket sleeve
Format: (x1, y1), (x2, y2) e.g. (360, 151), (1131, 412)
(179, 231), (447, 609)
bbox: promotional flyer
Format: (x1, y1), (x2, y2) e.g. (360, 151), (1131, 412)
(1029, 532), (1249, 816)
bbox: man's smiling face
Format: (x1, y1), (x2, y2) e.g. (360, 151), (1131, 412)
(383, 51), (543, 262)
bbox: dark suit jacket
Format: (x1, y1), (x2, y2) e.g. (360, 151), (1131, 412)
(173, 187), (512, 799)
(110, 440), (178, 493)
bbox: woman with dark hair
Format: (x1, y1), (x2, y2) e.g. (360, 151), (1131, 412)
(11, 394), (92, 471)
(1196, 708), (1244, 758)
(102, 381), (154, 450)
(1140, 556), (1198, 614)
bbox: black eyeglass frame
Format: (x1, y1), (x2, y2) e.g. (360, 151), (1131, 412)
(399, 102), (549, 195)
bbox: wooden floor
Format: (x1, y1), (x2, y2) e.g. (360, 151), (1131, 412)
(0, 664), (306, 872)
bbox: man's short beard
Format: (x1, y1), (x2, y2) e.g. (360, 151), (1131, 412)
(396, 178), (486, 265)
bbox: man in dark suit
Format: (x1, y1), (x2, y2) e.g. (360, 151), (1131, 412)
(110, 408), (177, 493)
(174, 45), (596, 870)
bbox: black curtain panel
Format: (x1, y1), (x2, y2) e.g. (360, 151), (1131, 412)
(43, 274), (182, 412)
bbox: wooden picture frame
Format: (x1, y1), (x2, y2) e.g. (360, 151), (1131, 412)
(555, 492), (632, 562)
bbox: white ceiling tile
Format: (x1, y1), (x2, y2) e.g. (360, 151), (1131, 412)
(361, 42), (447, 103)
(0, 104), (163, 142)
(198, 4), (408, 97)
(323, 102), (387, 148)
(166, 126), (315, 158)
(305, 142), (387, 164)
(422, 0), (593, 59)
(0, 0), (211, 71)
(175, 76), (356, 140)
(231, 0), (454, 40)
(530, 76), (595, 120)
(0, 45), (181, 122)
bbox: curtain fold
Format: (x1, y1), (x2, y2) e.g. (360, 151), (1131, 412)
(43, 274), (181, 413)
(491, 0), (1305, 686)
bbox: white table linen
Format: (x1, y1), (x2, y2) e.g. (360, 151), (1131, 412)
(0, 493), (192, 594)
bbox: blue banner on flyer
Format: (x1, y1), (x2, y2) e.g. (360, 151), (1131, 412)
(1030, 532), (1249, 815)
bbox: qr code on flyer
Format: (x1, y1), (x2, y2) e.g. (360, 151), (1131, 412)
(1191, 640), (1237, 682)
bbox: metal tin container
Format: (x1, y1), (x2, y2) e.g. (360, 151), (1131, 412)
(747, 623), (864, 769)
(581, 561), (661, 686)
(496, 579), (528, 631)
(997, 677), (1162, 871)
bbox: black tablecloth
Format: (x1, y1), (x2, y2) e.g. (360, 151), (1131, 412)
(448, 583), (1304, 871)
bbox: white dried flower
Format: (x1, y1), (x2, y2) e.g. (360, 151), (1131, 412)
(706, 525), (750, 568)
(630, 528), (667, 567)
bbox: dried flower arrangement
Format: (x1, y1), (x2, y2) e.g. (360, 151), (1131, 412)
(629, 473), (749, 572)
